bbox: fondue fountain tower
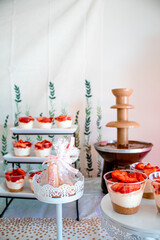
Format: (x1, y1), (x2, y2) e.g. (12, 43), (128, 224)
(94, 88), (153, 193)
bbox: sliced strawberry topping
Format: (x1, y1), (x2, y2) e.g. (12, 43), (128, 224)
(29, 170), (42, 179)
(108, 178), (118, 182)
(135, 163), (144, 170)
(5, 168), (26, 182)
(35, 140), (52, 150)
(55, 115), (71, 122)
(109, 170), (146, 194)
(111, 183), (124, 192)
(120, 184), (141, 194)
(13, 139), (32, 148)
(36, 117), (53, 123)
(19, 116), (34, 123)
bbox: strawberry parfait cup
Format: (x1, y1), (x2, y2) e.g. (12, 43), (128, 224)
(18, 116), (34, 129)
(104, 170), (147, 215)
(55, 115), (72, 128)
(5, 168), (26, 192)
(36, 117), (53, 129)
(34, 140), (52, 157)
(13, 139), (32, 157)
(130, 162), (160, 199)
(28, 170), (43, 192)
(149, 172), (160, 213)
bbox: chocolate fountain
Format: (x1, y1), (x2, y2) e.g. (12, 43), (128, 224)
(94, 88), (153, 193)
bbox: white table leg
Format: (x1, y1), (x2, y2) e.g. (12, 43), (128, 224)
(56, 203), (63, 240)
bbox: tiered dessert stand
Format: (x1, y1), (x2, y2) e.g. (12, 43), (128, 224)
(101, 194), (160, 239)
(0, 125), (81, 221)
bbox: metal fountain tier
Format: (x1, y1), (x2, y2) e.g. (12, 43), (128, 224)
(94, 88), (153, 193)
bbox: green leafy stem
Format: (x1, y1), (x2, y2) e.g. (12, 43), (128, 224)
(84, 80), (93, 177)
(96, 105), (102, 177)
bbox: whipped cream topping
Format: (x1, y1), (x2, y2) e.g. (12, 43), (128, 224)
(34, 147), (51, 157)
(37, 122), (52, 129)
(6, 179), (24, 190)
(14, 147), (31, 156)
(108, 184), (144, 208)
(56, 120), (72, 128)
(18, 121), (33, 129)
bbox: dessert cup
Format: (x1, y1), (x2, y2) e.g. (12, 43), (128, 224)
(34, 140), (52, 157)
(5, 168), (26, 192)
(55, 115), (72, 128)
(149, 171), (160, 213)
(13, 140), (32, 157)
(36, 117), (53, 129)
(28, 169), (43, 192)
(130, 162), (160, 199)
(18, 116), (34, 129)
(104, 170), (147, 215)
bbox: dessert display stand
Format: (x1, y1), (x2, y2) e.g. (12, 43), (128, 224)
(101, 194), (160, 240)
(33, 171), (84, 240)
(0, 125), (80, 220)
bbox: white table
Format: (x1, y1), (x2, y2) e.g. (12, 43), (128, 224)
(34, 191), (83, 240)
(100, 194), (160, 240)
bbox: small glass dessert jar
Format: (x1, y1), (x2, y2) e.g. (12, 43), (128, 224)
(34, 140), (52, 157)
(5, 168), (26, 192)
(149, 171), (160, 213)
(13, 139), (32, 157)
(28, 169), (43, 192)
(55, 115), (72, 128)
(130, 162), (160, 199)
(18, 116), (34, 129)
(104, 170), (147, 215)
(36, 117), (53, 129)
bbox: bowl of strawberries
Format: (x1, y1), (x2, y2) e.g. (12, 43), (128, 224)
(5, 168), (26, 192)
(104, 170), (147, 215)
(149, 171), (160, 213)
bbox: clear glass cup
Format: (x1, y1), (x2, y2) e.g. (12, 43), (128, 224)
(104, 170), (147, 215)
(149, 171), (160, 213)
(28, 169), (43, 192)
(5, 171), (26, 192)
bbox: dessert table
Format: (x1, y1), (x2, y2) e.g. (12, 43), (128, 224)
(101, 194), (160, 240)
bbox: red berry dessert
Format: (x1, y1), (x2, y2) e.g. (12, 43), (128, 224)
(36, 117), (53, 129)
(28, 170), (43, 192)
(55, 115), (72, 128)
(34, 140), (52, 157)
(149, 172), (160, 212)
(131, 162), (160, 199)
(5, 168), (26, 192)
(104, 170), (147, 215)
(13, 140), (32, 157)
(18, 116), (34, 129)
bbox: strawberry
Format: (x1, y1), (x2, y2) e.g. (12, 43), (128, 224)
(29, 170), (42, 179)
(143, 168), (156, 176)
(120, 184), (141, 194)
(135, 163), (144, 170)
(136, 172), (145, 182)
(36, 117), (53, 123)
(111, 170), (121, 179)
(108, 178), (118, 182)
(111, 183), (123, 192)
(16, 168), (26, 176)
(144, 163), (152, 169)
(19, 116), (34, 123)
(35, 142), (44, 150)
(55, 115), (71, 122)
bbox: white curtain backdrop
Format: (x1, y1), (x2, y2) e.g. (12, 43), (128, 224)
(1, 0), (160, 176)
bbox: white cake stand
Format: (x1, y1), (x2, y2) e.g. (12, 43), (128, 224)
(100, 194), (160, 240)
(33, 172), (84, 240)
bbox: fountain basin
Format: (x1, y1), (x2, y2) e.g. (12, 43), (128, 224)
(94, 140), (153, 193)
